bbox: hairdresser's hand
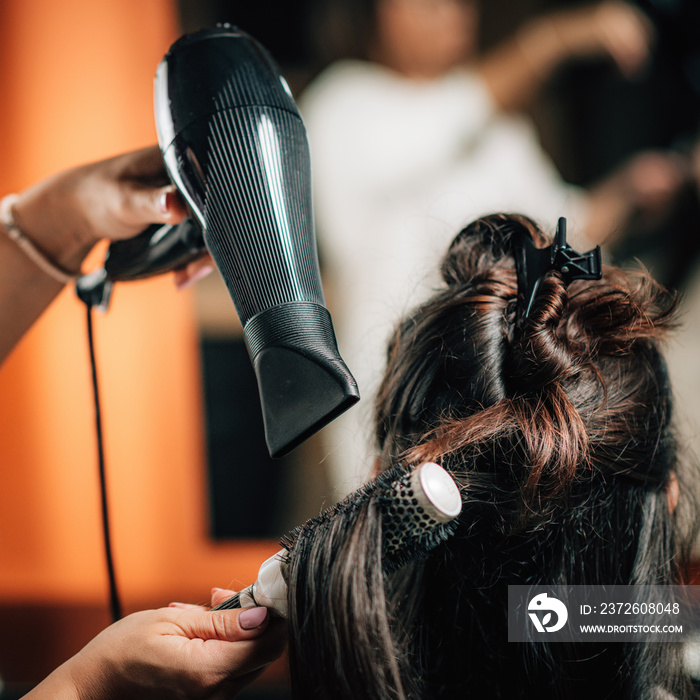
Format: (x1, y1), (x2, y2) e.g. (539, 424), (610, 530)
(173, 256), (217, 291)
(620, 151), (690, 214)
(169, 586), (250, 611)
(28, 604), (287, 700)
(484, 1), (652, 111)
(210, 587), (240, 608)
(584, 149), (690, 246)
(10, 146), (189, 276)
(545, 1), (653, 78)
(0, 146), (217, 364)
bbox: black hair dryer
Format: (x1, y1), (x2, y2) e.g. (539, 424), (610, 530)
(80, 26), (359, 457)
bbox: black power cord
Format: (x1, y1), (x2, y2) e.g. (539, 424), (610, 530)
(76, 270), (122, 623)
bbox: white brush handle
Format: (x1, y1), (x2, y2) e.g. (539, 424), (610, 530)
(237, 550), (288, 617)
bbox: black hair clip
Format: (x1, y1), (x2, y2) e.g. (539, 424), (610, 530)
(513, 217), (602, 319)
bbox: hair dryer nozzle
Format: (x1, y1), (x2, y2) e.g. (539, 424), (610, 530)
(245, 302), (359, 457)
(154, 26), (359, 456)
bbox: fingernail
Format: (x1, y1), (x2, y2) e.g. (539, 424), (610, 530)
(190, 263), (215, 283)
(239, 606), (268, 630)
(211, 587), (223, 596)
(169, 602), (186, 608)
(160, 191), (170, 214)
(175, 264), (215, 291)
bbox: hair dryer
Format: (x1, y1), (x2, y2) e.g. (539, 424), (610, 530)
(80, 26), (359, 457)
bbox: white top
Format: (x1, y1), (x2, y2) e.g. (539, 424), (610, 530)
(300, 60), (590, 490)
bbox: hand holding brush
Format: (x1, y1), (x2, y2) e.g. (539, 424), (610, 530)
(213, 461), (462, 617)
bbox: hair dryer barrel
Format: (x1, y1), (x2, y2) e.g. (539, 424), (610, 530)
(156, 27), (359, 457)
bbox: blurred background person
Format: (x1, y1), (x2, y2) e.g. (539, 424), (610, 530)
(298, 0), (696, 491)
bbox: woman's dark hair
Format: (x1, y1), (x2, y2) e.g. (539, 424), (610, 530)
(285, 214), (699, 699)
(306, 0), (379, 69)
(306, 0), (480, 71)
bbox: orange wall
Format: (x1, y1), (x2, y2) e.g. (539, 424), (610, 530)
(0, 0), (276, 610)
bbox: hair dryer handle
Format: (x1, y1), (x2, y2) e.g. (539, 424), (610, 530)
(104, 218), (206, 282)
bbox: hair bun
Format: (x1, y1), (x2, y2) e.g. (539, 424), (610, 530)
(441, 213), (545, 287)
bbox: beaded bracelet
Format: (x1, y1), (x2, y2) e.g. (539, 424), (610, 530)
(0, 194), (77, 284)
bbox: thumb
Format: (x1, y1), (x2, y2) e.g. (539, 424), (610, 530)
(179, 606), (271, 642)
(122, 183), (188, 228)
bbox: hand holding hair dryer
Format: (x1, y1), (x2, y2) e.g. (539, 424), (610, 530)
(81, 26), (359, 457)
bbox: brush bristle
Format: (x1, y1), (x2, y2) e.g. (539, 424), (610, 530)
(280, 462), (460, 573)
(279, 462), (409, 550)
(379, 468), (459, 573)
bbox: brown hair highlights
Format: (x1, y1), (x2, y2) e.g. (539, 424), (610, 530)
(286, 214), (698, 699)
(376, 214), (678, 509)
